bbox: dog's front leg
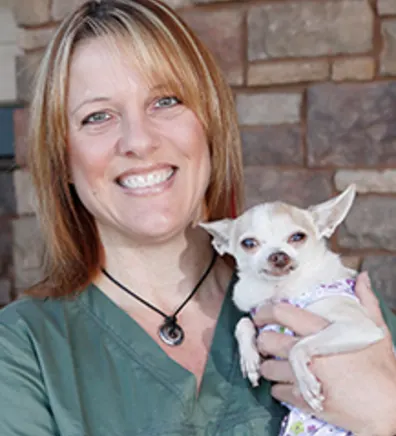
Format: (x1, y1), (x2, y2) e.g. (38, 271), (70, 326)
(235, 317), (261, 387)
(289, 312), (384, 412)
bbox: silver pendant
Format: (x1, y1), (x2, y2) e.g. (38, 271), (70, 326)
(159, 320), (184, 346)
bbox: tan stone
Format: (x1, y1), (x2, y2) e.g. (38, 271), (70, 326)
(181, 8), (244, 86)
(378, 0), (396, 15)
(248, 60), (329, 86)
(16, 50), (43, 103)
(194, 0), (234, 3)
(339, 197), (396, 251)
(244, 167), (332, 209)
(362, 256), (396, 309)
(162, 0), (192, 8)
(380, 20), (396, 76)
(248, 1), (373, 61)
(335, 170), (396, 193)
(13, 169), (36, 215)
(0, 172), (16, 215)
(237, 92), (302, 126)
(12, 216), (44, 289)
(18, 27), (55, 51)
(307, 82), (396, 167)
(332, 57), (375, 81)
(13, 108), (29, 167)
(341, 256), (361, 271)
(241, 124), (303, 166)
(0, 45), (18, 102)
(13, 0), (51, 26)
(51, 0), (85, 21)
(0, 6), (18, 44)
(0, 278), (11, 305)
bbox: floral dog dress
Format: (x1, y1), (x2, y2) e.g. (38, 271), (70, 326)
(255, 278), (356, 436)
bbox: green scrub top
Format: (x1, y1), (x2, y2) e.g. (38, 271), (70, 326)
(0, 275), (395, 436)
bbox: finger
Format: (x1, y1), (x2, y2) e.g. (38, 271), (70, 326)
(271, 383), (312, 412)
(253, 303), (329, 336)
(355, 271), (386, 328)
(257, 331), (298, 358)
(260, 359), (295, 383)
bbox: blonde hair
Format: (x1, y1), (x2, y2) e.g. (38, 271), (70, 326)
(27, 0), (244, 297)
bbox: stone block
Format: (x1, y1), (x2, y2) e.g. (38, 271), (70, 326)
(163, 0), (192, 7)
(13, 169), (36, 215)
(12, 216), (44, 290)
(0, 220), (12, 276)
(378, 0), (396, 15)
(380, 20), (396, 76)
(341, 255), (361, 271)
(0, 7), (18, 44)
(181, 8), (244, 86)
(248, 1), (373, 61)
(307, 82), (396, 167)
(332, 57), (375, 81)
(339, 197), (396, 250)
(0, 171), (16, 216)
(248, 60), (329, 86)
(361, 256), (396, 310)
(193, 0), (235, 3)
(13, 107), (29, 167)
(244, 168), (333, 209)
(0, 278), (11, 305)
(51, 0), (85, 21)
(13, 0), (51, 26)
(17, 26), (55, 51)
(335, 170), (396, 193)
(241, 124), (303, 166)
(0, 45), (18, 103)
(237, 93), (302, 126)
(16, 51), (44, 103)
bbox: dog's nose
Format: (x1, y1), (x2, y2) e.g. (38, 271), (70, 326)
(268, 251), (291, 268)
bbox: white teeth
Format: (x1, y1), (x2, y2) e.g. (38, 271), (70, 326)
(119, 168), (174, 189)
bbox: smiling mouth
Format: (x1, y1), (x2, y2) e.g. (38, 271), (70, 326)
(262, 264), (297, 278)
(117, 167), (176, 190)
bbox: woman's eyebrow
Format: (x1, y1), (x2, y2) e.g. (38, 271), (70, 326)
(149, 83), (172, 94)
(71, 97), (111, 115)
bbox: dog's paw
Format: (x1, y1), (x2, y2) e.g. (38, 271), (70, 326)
(240, 347), (261, 387)
(289, 345), (324, 412)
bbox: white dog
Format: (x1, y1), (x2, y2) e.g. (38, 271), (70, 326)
(201, 185), (384, 435)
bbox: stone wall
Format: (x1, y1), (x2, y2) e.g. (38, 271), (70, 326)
(0, 0), (17, 305)
(5, 0), (396, 307)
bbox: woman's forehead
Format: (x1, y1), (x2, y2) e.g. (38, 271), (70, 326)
(67, 36), (176, 108)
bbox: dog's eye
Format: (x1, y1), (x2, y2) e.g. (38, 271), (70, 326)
(288, 232), (307, 243)
(241, 238), (259, 250)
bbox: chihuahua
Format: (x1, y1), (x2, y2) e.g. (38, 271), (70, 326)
(201, 185), (384, 435)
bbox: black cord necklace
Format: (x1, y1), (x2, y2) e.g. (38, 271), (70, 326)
(101, 251), (217, 347)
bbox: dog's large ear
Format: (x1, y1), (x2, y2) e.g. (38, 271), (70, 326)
(308, 184), (356, 239)
(199, 219), (234, 255)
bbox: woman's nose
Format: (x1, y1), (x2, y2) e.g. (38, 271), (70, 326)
(117, 114), (159, 158)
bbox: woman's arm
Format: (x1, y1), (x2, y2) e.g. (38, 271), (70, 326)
(254, 272), (396, 436)
(0, 322), (59, 435)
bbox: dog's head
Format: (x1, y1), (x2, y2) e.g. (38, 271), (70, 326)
(200, 185), (356, 281)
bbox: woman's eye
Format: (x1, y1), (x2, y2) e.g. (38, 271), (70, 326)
(288, 232), (307, 243)
(154, 96), (181, 109)
(241, 238), (259, 250)
(82, 112), (111, 125)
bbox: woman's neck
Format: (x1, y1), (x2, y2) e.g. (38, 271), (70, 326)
(95, 225), (217, 309)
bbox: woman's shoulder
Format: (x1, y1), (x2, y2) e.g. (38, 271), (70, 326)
(0, 292), (83, 339)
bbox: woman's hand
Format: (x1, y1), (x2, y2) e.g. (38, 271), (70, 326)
(253, 272), (396, 436)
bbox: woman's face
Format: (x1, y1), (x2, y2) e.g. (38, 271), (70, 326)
(67, 37), (211, 244)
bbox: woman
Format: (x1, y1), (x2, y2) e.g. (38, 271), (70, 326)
(1, 0), (396, 434)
